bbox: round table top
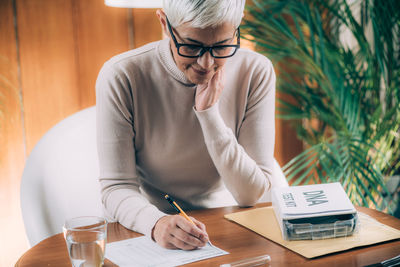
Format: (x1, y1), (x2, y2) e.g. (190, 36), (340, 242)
(16, 203), (400, 267)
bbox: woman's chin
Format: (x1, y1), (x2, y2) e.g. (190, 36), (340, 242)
(186, 71), (213, 85)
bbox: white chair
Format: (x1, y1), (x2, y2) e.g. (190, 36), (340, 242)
(20, 106), (103, 247)
(20, 105), (288, 246)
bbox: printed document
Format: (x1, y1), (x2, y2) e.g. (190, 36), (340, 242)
(272, 182), (355, 218)
(105, 236), (228, 267)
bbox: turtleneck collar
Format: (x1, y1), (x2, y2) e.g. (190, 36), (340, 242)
(157, 38), (196, 87)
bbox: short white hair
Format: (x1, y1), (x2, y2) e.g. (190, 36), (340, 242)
(163, 0), (245, 29)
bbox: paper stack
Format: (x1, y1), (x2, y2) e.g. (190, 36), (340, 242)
(272, 182), (359, 240)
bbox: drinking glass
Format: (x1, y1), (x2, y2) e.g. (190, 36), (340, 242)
(63, 216), (107, 267)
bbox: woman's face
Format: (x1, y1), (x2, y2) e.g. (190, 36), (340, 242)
(168, 22), (237, 85)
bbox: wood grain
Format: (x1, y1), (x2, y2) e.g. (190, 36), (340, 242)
(132, 8), (162, 48)
(0, 1), (29, 266)
(17, 0), (81, 153)
(73, 0), (131, 109)
(274, 101), (303, 167)
(15, 204), (400, 267)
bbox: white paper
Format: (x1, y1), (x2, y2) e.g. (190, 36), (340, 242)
(105, 236), (229, 267)
(272, 182), (356, 219)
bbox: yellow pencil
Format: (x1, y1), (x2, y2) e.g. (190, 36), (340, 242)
(165, 194), (212, 246)
(164, 194), (195, 225)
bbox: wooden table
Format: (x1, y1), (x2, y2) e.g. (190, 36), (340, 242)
(15, 203), (400, 267)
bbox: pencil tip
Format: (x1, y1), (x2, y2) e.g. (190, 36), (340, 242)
(165, 194), (169, 199)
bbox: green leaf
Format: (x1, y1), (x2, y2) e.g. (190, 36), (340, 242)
(244, 0), (400, 215)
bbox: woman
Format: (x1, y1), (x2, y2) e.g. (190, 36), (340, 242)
(96, 0), (277, 250)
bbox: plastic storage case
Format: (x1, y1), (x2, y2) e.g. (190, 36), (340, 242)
(282, 213), (360, 240)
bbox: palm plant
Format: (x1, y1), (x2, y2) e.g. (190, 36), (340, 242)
(243, 0), (400, 214)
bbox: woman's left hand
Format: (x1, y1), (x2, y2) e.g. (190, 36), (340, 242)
(195, 68), (225, 111)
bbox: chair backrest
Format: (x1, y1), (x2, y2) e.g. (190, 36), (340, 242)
(20, 106), (103, 247)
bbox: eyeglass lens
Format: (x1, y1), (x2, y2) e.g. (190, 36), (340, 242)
(179, 46), (236, 57)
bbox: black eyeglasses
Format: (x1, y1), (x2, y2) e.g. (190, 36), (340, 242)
(166, 17), (240, 58)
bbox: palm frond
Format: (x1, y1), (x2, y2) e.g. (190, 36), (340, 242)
(244, 0), (400, 214)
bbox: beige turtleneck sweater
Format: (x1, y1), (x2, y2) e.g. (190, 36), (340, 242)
(96, 38), (276, 237)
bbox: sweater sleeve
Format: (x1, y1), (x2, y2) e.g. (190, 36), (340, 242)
(96, 63), (165, 236)
(194, 59), (276, 207)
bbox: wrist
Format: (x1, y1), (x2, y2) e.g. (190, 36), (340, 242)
(195, 99), (216, 111)
(151, 215), (167, 241)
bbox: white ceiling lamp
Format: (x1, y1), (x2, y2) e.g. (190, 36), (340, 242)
(104, 0), (163, 8)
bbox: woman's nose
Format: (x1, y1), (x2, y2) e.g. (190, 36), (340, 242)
(197, 51), (214, 69)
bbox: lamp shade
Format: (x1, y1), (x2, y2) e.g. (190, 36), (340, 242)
(105, 0), (163, 8)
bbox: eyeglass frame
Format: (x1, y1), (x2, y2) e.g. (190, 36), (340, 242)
(166, 17), (241, 59)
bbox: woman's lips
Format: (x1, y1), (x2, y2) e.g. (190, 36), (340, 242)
(192, 67), (210, 75)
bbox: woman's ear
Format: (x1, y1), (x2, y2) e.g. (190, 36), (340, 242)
(156, 9), (169, 38)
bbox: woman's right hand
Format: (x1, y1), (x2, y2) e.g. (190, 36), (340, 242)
(152, 215), (209, 250)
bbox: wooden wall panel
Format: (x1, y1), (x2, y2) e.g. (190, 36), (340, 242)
(17, 0), (81, 153)
(0, 1), (302, 265)
(74, 0), (130, 108)
(275, 105), (303, 168)
(0, 1), (28, 266)
(132, 8), (162, 48)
